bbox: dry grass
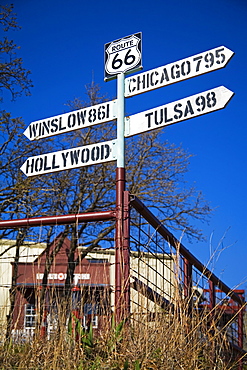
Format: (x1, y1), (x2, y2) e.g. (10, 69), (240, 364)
(0, 294), (244, 370)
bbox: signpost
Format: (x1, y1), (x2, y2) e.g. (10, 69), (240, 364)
(125, 86), (234, 137)
(24, 100), (117, 141)
(125, 46), (234, 98)
(104, 32), (142, 81)
(19, 33), (235, 325)
(20, 139), (117, 177)
(104, 33), (143, 323)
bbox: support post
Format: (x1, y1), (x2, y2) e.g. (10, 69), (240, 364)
(209, 280), (216, 311)
(116, 73), (125, 169)
(238, 292), (244, 370)
(115, 72), (127, 324)
(40, 289), (48, 338)
(115, 167), (125, 323)
(184, 258), (192, 313)
(209, 280), (216, 366)
(123, 191), (130, 318)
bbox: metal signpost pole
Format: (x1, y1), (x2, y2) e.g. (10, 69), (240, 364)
(115, 72), (127, 323)
(123, 190), (130, 319)
(105, 32), (142, 324)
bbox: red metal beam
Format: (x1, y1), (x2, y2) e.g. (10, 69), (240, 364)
(115, 167), (126, 323)
(0, 210), (116, 229)
(123, 190), (130, 318)
(184, 258), (192, 299)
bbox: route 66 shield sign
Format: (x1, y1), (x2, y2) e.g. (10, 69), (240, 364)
(104, 32), (142, 80)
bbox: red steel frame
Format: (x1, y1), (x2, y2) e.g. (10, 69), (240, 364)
(130, 195), (244, 306)
(115, 167), (126, 322)
(115, 168), (130, 323)
(130, 195), (246, 367)
(0, 210), (116, 228)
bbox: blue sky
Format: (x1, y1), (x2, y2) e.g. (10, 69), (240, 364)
(2, 0), (247, 289)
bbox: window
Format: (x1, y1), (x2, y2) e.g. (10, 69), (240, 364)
(25, 304), (36, 328)
(83, 314), (98, 329)
(83, 303), (98, 329)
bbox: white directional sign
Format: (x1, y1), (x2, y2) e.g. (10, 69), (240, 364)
(104, 32), (142, 81)
(24, 100), (117, 141)
(20, 139), (117, 177)
(124, 86), (234, 137)
(125, 46), (234, 98)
